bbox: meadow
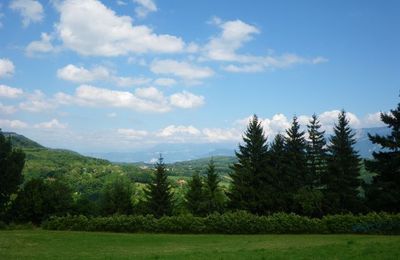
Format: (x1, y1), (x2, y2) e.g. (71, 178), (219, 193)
(0, 230), (399, 259)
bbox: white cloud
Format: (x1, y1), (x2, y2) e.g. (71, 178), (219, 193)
(135, 87), (164, 101)
(0, 59), (15, 78)
(364, 112), (384, 127)
(0, 119), (28, 129)
(205, 19), (260, 62)
(169, 91), (204, 108)
(57, 64), (110, 83)
(133, 0), (157, 18)
(34, 119), (67, 129)
(10, 0), (44, 27)
(204, 18), (327, 73)
(154, 78), (176, 87)
(19, 90), (56, 112)
(55, 0), (184, 56)
(107, 112), (117, 118)
(150, 59), (214, 83)
(157, 125), (201, 139)
(26, 32), (57, 56)
(0, 103), (17, 114)
(116, 0), (127, 5)
(57, 64), (151, 87)
(319, 110), (361, 130)
(202, 128), (241, 142)
(0, 85), (23, 98)
(118, 128), (148, 139)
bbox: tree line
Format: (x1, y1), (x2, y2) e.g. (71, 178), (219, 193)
(0, 100), (399, 224)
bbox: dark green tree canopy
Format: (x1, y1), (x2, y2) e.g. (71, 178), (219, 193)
(365, 102), (400, 212)
(0, 130), (25, 215)
(228, 115), (274, 214)
(185, 172), (205, 216)
(101, 175), (133, 215)
(203, 158), (225, 214)
(145, 155), (173, 218)
(323, 110), (361, 214)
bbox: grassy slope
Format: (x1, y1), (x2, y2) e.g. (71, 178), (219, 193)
(0, 230), (399, 259)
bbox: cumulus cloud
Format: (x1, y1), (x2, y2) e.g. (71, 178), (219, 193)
(0, 103), (17, 114)
(0, 119), (28, 129)
(133, 0), (157, 18)
(34, 119), (67, 129)
(19, 90), (56, 112)
(117, 128), (148, 139)
(0, 59), (15, 78)
(26, 32), (58, 56)
(0, 85), (23, 98)
(157, 125), (201, 138)
(202, 128), (242, 142)
(150, 59), (214, 83)
(57, 64), (151, 87)
(54, 0), (184, 56)
(364, 112), (384, 127)
(10, 0), (44, 27)
(54, 85), (203, 113)
(154, 78), (176, 87)
(169, 91), (205, 108)
(204, 18), (327, 73)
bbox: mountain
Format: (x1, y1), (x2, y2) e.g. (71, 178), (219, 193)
(87, 126), (391, 163)
(86, 142), (236, 163)
(3, 132), (44, 149)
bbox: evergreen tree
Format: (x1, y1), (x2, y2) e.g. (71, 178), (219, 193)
(185, 172), (205, 216)
(145, 155), (173, 217)
(285, 116), (308, 188)
(101, 175), (133, 215)
(204, 159), (225, 214)
(269, 134), (289, 212)
(228, 115), (274, 214)
(323, 110), (361, 213)
(0, 130), (25, 217)
(306, 114), (327, 188)
(365, 102), (400, 212)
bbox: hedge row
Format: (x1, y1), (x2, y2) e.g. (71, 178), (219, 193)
(42, 212), (400, 234)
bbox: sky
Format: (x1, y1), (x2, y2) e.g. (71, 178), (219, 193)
(0, 0), (399, 153)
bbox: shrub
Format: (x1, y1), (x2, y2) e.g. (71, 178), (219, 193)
(42, 212), (400, 234)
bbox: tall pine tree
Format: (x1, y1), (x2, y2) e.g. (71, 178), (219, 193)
(306, 114), (327, 188)
(365, 102), (400, 212)
(228, 115), (274, 214)
(185, 172), (205, 216)
(145, 155), (173, 217)
(204, 158), (224, 214)
(323, 110), (361, 214)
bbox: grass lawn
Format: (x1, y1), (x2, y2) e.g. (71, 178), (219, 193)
(0, 230), (399, 259)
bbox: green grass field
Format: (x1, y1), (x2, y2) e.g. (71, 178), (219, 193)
(0, 230), (399, 259)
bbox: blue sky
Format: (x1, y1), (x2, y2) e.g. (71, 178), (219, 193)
(0, 0), (399, 153)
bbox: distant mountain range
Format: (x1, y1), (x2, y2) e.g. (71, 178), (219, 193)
(86, 126), (391, 163)
(2, 126), (390, 164)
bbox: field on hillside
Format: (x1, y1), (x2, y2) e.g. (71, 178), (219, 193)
(0, 230), (399, 259)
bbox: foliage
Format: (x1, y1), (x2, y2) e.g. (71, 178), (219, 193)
(100, 175), (134, 215)
(43, 212), (400, 235)
(228, 115), (275, 214)
(203, 159), (225, 214)
(11, 178), (73, 224)
(185, 172), (205, 216)
(365, 101), (400, 212)
(0, 130), (25, 216)
(323, 110), (362, 214)
(144, 156), (174, 217)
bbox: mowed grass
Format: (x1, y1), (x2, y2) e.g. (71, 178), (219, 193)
(0, 230), (399, 259)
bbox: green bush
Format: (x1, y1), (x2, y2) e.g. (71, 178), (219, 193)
(42, 212), (400, 234)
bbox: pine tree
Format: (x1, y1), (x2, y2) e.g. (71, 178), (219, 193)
(145, 155), (173, 217)
(0, 130), (25, 217)
(101, 175), (133, 215)
(185, 172), (205, 216)
(365, 102), (400, 212)
(323, 110), (361, 214)
(204, 158), (224, 214)
(306, 114), (327, 188)
(285, 116), (308, 191)
(269, 134), (289, 212)
(228, 115), (274, 214)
